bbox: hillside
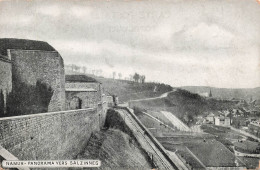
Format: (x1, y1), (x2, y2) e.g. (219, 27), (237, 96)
(129, 89), (238, 126)
(181, 86), (260, 101)
(75, 129), (152, 170)
(64, 69), (172, 102)
(74, 109), (153, 169)
(96, 77), (172, 102)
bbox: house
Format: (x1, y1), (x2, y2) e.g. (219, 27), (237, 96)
(248, 121), (260, 137)
(206, 113), (215, 123)
(214, 116), (230, 126)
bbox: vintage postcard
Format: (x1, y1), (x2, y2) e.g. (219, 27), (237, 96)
(0, 0), (260, 169)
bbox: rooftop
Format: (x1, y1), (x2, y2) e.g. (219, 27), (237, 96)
(0, 38), (56, 56)
(65, 75), (98, 83)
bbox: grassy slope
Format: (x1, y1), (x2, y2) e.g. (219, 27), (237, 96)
(96, 77), (172, 102)
(75, 129), (152, 170)
(64, 69), (172, 103)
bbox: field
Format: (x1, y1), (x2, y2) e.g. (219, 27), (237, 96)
(200, 124), (260, 169)
(157, 135), (244, 168)
(238, 156), (259, 169)
(187, 140), (239, 167)
(176, 149), (206, 169)
(234, 140), (260, 154)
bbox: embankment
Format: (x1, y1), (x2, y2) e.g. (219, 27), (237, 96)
(74, 108), (153, 169)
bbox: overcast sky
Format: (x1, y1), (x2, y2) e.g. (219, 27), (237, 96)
(0, 0), (259, 88)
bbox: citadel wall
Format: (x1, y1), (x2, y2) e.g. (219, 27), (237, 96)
(8, 49), (65, 114)
(0, 108), (101, 160)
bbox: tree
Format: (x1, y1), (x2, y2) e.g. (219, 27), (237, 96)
(140, 75), (146, 83)
(133, 73), (140, 83)
(118, 73), (122, 79)
(75, 65), (81, 72)
(71, 64), (76, 71)
(112, 72), (116, 79)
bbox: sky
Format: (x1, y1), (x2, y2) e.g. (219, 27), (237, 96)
(0, 0), (259, 88)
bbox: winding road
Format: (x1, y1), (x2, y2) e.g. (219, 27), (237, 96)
(129, 89), (177, 102)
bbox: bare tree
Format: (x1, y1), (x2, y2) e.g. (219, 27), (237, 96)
(112, 72), (116, 79)
(71, 64), (76, 71)
(140, 75), (146, 83)
(75, 65), (81, 72)
(118, 73), (122, 79)
(133, 73), (140, 83)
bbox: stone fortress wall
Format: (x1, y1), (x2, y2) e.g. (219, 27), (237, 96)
(9, 49), (65, 113)
(0, 39), (107, 167)
(0, 108), (101, 161)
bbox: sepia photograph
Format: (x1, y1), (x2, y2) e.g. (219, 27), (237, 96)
(0, 0), (260, 169)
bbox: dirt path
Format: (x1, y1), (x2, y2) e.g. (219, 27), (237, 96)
(234, 150), (260, 158)
(230, 126), (260, 142)
(129, 89), (177, 102)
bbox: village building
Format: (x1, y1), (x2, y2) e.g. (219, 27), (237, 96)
(248, 121), (260, 138)
(214, 116), (231, 126)
(199, 89), (212, 98)
(206, 113), (215, 123)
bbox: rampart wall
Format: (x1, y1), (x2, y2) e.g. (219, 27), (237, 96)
(0, 108), (100, 161)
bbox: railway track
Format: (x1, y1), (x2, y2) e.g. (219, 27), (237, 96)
(115, 108), (176, 170)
